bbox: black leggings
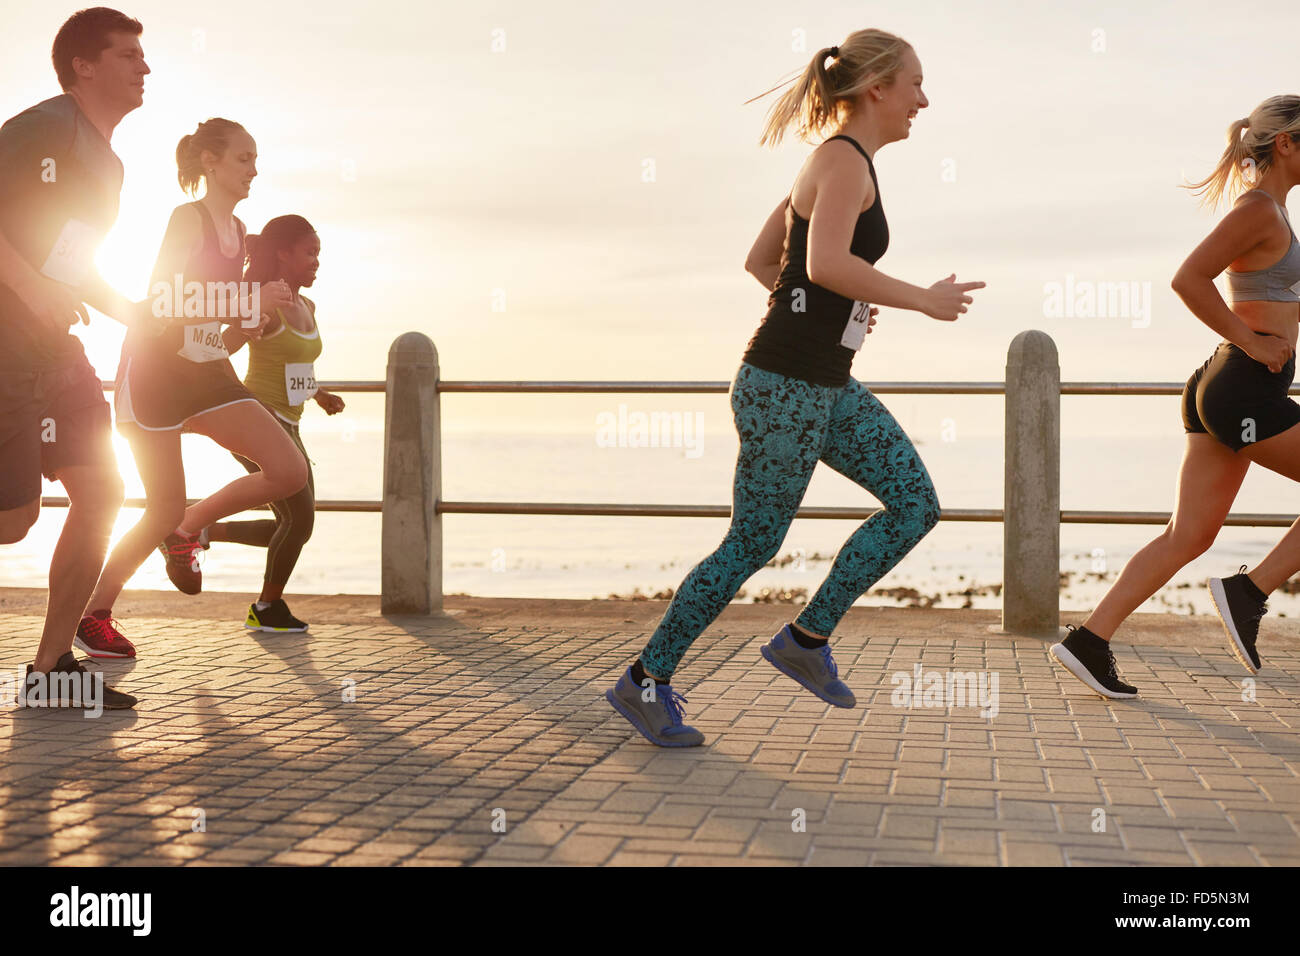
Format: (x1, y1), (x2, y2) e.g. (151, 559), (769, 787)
(211, 415), (315, 595)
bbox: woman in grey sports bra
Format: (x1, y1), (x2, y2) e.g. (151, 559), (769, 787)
(1052, 94), (1300, 697)
(1225, 194), (1300, 302)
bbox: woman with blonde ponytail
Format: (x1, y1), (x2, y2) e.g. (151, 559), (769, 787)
(73, 118), (309, 658)
(606, 30), (984, 747)
(1053, 95), (1300, 698)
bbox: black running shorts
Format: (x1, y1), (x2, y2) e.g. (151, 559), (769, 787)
(1182, 341), (1300, 452)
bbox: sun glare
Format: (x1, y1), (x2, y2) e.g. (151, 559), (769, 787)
(77, 52), (281, 374)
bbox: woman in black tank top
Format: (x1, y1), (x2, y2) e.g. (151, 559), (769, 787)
(116, 199), (253, 427)
(605, 30), (986, 748)
(742, 133), (890, 385)
(80, 119), (309, 653)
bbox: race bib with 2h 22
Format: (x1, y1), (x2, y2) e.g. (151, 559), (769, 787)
(285, 362), (317, 406)
(39, 219), (99, 287)
(840, 299), (872, 351)
(176, 321), (230, 363)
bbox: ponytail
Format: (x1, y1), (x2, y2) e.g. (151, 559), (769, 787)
(1184, 96), (1300, 208)
(749, 29), (912, 147)
(175, 118), (247, 196)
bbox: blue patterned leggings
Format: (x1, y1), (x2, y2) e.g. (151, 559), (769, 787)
(639, 362), (941, 678)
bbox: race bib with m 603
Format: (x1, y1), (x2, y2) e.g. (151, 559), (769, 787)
(177, 321), (229, 363)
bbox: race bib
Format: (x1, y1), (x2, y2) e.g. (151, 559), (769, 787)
(285, 362), (317, 406)
(840, 300), (871, 351)
(177, 321), (229, 363)
(39, 219), (99, 286)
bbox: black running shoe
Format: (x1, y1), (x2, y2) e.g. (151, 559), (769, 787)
(23, 652), (137, 710)
(1208, 565), (1266, 673)
(1049, 625), (1138, 698)
(244, 599), (309, 633)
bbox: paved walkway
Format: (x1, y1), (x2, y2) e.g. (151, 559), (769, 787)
(0, 589), (1297, 866)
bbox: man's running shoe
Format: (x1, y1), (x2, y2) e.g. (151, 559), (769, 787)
(1209, 565), (1266, 673)
(605, 667), (704, 747)
(245, 599), (309, 633)
(760, 624), (856, 707)
(23, 652), (137, 710)
(73, 610), (135, 659)
(1050, 625), (1137, 698)
(159, 530), (204, 594)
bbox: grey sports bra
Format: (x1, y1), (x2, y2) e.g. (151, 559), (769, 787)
(1226, 192), (1300, 303)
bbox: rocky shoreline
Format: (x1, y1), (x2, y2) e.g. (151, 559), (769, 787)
(604, 564), (1298, 616)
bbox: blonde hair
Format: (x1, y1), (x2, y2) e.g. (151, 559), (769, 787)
(175, 118), (247, 196)
(748, 29), (913, 147)
(1184, 95), (1300, 208)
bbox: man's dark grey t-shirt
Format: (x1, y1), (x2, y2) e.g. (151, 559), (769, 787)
(0, 93), (124, 370)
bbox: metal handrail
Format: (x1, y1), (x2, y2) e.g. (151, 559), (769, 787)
(97, 380), (1300, 396)
(38, 497), (378, 512)
(433, 381), (1300, 395)
(61, 378), (1298, 528)
(37, 498), (1296, 527)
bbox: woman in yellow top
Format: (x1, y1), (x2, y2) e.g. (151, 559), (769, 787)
(203, 215), (344, 631)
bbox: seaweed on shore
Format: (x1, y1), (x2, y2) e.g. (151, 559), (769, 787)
(598, 563), (1300, 614)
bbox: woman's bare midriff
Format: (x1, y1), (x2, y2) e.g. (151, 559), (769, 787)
(1233, 300), (1300, 350)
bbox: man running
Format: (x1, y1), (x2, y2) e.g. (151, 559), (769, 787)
(0, 8), (156, 710)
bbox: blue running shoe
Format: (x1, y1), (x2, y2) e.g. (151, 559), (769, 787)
(605, 667), (704, 747)
(761, 624), (856, 707)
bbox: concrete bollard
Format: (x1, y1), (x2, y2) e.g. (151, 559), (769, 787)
(1003, 330), (1060, 636)
(382, 332), (442, 614)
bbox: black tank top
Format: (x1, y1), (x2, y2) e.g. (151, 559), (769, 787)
(188, 199), (245, 285)
(742, 134), (888, 387)
(126, 201), (246, 358)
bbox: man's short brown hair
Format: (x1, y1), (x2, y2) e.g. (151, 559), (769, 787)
(52, 8), (143, 91)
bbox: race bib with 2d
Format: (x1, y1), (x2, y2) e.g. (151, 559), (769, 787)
(285, 363), (317, 406)
(39, 219), (99, 287)
(177, 321), (229, 363)
(840, 300), (872, 351)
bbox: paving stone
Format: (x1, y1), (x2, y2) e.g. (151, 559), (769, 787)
(1, 594), (1297, 867)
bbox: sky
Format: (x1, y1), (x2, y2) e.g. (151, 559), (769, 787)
(2, 0), (1298, 435)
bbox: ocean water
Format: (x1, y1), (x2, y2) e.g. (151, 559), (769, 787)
(3, 390), (1299, 621)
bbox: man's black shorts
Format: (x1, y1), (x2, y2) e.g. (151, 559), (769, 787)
(0, 356), (115, 510)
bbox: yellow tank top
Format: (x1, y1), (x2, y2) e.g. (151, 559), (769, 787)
(243, 301), (323, 423)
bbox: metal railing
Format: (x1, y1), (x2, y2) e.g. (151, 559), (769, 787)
(35, 331), (1298, 633)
